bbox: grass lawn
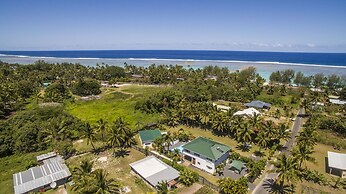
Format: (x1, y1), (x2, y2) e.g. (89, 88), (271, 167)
(0, 151), (49, 194)
(66, 85), (164, 128)
(67, 148), (154, 194)
(305, 143), (346, 177)
(166, 125), (268, 158)
(296, 180), (345, 194)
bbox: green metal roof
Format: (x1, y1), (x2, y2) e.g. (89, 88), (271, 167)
(182, 137), (230, 160)
(139, 130), (162, 143)
(230, 160), (245, 172)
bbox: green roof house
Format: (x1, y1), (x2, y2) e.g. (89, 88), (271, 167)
(138, 130), (162, 147)
(182, 137), (231, 174)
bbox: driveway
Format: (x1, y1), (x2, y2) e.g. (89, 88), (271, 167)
(252, 108), (305, 194)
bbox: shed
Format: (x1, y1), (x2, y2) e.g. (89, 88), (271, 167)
(230, 160), (246, 173)
(328, 151), (346, 178)
(129, 156), (179, 188)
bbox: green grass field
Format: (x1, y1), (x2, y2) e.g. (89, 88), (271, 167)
(66, 85), (164, 128)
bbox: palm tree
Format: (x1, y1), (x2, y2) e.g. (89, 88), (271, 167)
(107, 117), (136, 152)
(270, 154), (299, 190)
(292, 144), (315, 168)
(156, 181), (170, 194)
(236, 122), (253, 145)
(179, 169), (198, 186)
(96, 119), (107, 144)
(82, 123), (97, 151)
(217, 177), (248, 194)
(91, 169), (122, 194)
(73, 160), (94, 177)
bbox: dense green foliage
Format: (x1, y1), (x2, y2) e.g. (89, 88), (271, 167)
(0, 106), (84, 157)
(72, 79), (101, 96)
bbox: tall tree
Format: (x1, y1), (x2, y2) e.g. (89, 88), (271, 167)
(270, 154), (299, 190)
(82, 123), (97, 151)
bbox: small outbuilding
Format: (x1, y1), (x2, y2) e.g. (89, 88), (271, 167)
(244, 100), (271, 109)
(229, 160), (246, 174)
(328, 151), (346, 178)
(129, 156), (180, 188)
(139, 129), (162, 147)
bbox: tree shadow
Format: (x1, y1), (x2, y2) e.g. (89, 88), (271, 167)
(113, 149), (131, 158)
(237, 143), (251, 152)
(263, 179), (295, 194)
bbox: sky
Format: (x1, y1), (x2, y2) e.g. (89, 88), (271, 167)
(1, 0), (346, 52)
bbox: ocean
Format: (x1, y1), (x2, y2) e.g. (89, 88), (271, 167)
(1, 50), (345, 81)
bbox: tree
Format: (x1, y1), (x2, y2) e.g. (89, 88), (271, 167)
(91, 169), (122, 194)
(312, 73), (326, 88)
(247, 160), (266, 182)
(236, 122), (253, 145)
(179, 169), (199, 186)
(107, 117), (136, 152)
(217, 177), (248, 194)
(82, 123), (97, 151)
(73, 160), (94, 177)
(270, 154), (299, 190)
(292, 144), (315, 168)
(44, 82), (72, 103)
(96, 119), (108, 144)
(72, 79), (101, 96)
(156, 181), (170, 194)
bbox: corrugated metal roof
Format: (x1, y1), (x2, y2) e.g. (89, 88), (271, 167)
(328, 151), (346, 170)
(37, 152), (57, 162)
(130, 156), (179, 187)
(244, 100), (271, 109)
(13, 156), (71, 194)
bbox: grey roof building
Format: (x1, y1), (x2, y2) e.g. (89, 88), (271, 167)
(13, 154), (71, 194)
(244, 100), (271, 109)
(129, 156), (179, 188)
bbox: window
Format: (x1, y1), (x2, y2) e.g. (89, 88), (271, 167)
(206, 166), (212, 169)
(194, 153), (200, 157)
(207, 158), (213, 162)
(185, 149), (190, 153)
(197, 162), (200, 165)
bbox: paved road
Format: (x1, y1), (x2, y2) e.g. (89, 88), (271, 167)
(252, 108), (305, 194)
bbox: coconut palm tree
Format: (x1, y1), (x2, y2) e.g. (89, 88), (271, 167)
(270, 154), (299, 191)
(236, 122), (253, 146)
(82, 122), (97, 151)
(73, 160), (94, 177)
(292, 144), (315, 168)
(96, 119), (107, 144)
(91, 169), (122, 194)
(217, 177), (248, 194)
(179, 169), (198, 186)
(156, 181), (170, 194)
(107, 117), (136, 153)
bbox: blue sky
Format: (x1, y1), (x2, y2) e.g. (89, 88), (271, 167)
(0, 0), (346, 52)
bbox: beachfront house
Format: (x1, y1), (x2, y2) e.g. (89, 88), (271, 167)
(327, 151), (346, 178)
(233, 108), (260, 117)
(139, 129), (162, 148)
(329, 99), (346, 105)
(244, 100), (271, 109)
(129, 156), (180, 189)
(182, 137), (231, 174)
(13, 152), (71, 194)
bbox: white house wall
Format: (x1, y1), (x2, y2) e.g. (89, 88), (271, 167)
(183, 152), (215, 174)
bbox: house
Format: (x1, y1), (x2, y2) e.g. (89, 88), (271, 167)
(329, 99), (346, 105)
(13, 153), (71, 194)
(129, 156), (180, 188)
(131, 74), (144, 79)
(182, 137), (231, 174)
(244, 100), (271, 109)
(233, 108), (260, 117)
(139, 129), (162, 147)
(327, 151), (346, 178)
